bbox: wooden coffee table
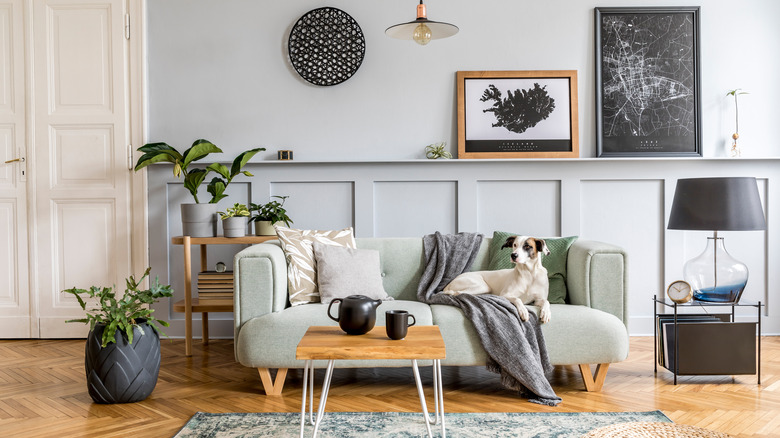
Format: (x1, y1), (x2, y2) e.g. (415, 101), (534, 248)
(296, 325), (446, 438)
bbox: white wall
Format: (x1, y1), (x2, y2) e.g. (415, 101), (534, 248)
(144, 0), (780, 339)
(146, 0), (780, 159)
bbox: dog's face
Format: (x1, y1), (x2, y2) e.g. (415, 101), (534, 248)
(501, 236), (550, 264)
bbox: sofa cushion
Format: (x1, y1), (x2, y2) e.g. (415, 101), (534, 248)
(235, 300), (433, 369)
(430, 303), (628, 366)
(274, 225), (356, 306)
(313, 243), (391, 304)
(487, 232), (578, 304)
(538, 304), (629, 365)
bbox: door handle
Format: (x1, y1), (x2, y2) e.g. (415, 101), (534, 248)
(4, 157), (24, 163)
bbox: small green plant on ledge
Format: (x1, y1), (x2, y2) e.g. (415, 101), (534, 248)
(250, 196), (294, 227)
(425, 142), (452, 159)
(218, 203), (251, 220)
(63, 268), (173, 347)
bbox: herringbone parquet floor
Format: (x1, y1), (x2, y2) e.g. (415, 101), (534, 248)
(1, 336), (779, 437)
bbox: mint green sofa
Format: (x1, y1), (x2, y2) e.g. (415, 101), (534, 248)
(233, 238), (629, 395)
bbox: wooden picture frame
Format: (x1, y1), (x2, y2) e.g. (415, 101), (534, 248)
(457, 70), (579, 159)
(595, 7), (702, 157)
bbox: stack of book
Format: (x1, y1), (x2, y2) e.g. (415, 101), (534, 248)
(197, 271), (234, 303)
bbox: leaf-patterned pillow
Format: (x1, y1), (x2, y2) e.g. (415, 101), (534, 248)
(274, 225), (357, 306)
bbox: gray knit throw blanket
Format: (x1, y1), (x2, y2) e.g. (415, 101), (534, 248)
(417, 232), (561, 406)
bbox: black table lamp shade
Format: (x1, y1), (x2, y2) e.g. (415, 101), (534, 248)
(668, 177), (766, 231)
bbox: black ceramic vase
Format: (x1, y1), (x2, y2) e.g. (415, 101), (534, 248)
(84, 319), (161, 403)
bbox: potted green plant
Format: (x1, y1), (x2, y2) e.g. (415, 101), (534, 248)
(218, 203), (251, 237)
(134, 140), (222, 237)
(64, 268), (173, 404)
(206, 147), (265, 203)
(249, 195), (294, 236)
(134, 142), (265, 237)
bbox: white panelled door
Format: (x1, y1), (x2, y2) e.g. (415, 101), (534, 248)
(0, 0), (137, 339)
(32, 0), (133, 338)
(0, 0), (30, 338)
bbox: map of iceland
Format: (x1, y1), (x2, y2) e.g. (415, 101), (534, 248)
(600, 13), (695, 138)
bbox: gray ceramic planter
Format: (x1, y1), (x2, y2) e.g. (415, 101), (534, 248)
(223, 216), (248, 238)
(181, 203), (218, 237)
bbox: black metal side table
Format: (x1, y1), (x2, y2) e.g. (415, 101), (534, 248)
(653, 296), (762, 384)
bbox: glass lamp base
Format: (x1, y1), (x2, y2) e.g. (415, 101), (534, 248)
(684, 235), (748, 304)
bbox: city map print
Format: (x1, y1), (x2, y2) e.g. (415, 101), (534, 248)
(598, 10), (700, 155)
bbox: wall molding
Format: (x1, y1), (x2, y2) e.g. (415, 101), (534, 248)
(147, 158), (780, 338)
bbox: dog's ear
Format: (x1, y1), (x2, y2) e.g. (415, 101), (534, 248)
(501, 236), (517, 249)
(535, 238), (551, 256)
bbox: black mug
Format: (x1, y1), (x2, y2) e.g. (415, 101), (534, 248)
(385, 310), (416, 340)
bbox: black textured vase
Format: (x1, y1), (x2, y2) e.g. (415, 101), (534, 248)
(84, 320), (161, 403)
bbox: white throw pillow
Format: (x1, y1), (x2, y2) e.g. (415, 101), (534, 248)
(274, 225), (356, 306)
(313, 242), (392, 304)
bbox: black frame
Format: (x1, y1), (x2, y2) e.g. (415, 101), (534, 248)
(595, 7), (702, 157)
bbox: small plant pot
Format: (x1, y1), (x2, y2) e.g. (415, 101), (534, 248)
(254, 220), (279, 236)
(222, 217), (248, 238)
(181, 203), (218, 237)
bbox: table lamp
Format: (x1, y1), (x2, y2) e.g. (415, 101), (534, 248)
(667, 177), (766, 303)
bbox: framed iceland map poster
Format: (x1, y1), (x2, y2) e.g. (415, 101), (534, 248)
(457, 70), (579, 159)
(596, 7), (702, 157)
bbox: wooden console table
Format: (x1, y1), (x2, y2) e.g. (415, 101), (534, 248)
(172, 235), (277, 356)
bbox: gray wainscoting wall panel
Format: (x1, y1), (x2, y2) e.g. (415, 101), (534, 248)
(270, 181), (355, 231)
(146, 159), (780, 338)
(373, 181), (457, 237)
(476, 180), (561, 237)
(581, 180), (664, 334)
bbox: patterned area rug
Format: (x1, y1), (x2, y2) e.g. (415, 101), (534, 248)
(174, 411), (671, 437)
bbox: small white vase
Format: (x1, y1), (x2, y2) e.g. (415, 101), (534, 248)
(255, 220), (278, 236)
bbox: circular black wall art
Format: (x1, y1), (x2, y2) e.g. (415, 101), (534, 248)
(288, 7), (366, 86)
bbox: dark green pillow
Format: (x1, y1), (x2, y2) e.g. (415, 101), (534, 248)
(486, 231), (578, 304)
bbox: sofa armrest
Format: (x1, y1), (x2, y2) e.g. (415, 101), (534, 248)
(566, 240), (628, 326)
(233, 241), (287, 331)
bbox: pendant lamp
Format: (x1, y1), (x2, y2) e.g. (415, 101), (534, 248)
(385, 0), (459, 45)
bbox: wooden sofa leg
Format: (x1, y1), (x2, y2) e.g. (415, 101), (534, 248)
(257, 368), (288, 395)
(578, 363), (609, 392)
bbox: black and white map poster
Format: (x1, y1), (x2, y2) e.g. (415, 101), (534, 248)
(596, 7), (702, 156)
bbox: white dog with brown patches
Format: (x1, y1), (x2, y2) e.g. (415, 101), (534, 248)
(442, 236), (551, 323)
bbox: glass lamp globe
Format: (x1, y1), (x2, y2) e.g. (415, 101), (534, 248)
(684, 236), (748, 303)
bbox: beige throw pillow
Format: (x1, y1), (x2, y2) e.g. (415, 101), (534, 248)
(313, 242), (391, 304)
(274, 225), (356, 306)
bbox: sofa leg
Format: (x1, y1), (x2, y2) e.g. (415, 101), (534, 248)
(578, 363), (609, 392)
(257, 368), (288, 395)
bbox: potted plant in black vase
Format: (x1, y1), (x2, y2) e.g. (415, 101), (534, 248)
(249, 195), (294, 236)
(64, 268), (173, 404)
(218, 203), (251, 237)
